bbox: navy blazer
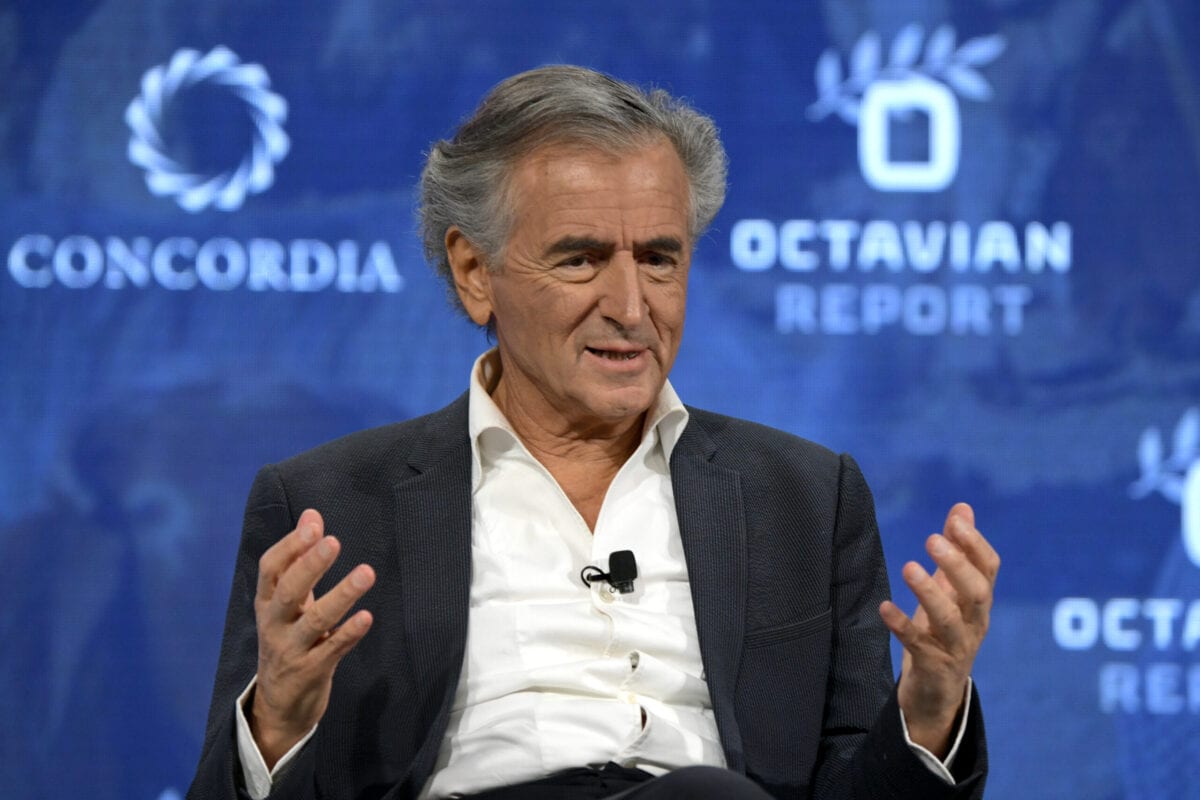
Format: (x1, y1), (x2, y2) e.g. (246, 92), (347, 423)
(188, 395), (987, 800)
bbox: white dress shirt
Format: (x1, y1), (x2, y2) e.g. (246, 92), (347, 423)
(235, 350), (967, 797)
(417, 350), (722, 798)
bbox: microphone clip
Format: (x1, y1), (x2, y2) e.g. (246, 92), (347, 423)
(580, 549), (638, 594)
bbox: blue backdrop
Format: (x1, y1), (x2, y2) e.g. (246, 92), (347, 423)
(3, 1), (1200, 798)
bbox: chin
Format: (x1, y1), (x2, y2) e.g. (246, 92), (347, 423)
(587, 388), (657, 421)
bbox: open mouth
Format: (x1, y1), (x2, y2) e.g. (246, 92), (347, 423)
(586, 347), (641, 361)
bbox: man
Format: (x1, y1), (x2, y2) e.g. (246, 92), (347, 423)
(188, 65), (997, 800)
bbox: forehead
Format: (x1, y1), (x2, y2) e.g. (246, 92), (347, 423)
(505, 139), (691, 238)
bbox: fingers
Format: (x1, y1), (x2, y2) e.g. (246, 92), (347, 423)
(905, 559), (968, 646)
(254, 508), (377, 648)
(257, 509), (325, 602)
(945, 501), (974, 529)
(880, 503), (1001, 653)
(317, 607), (375, 665)
(926, 538), (988, 625)
(879, 599), (918, 647)
(271, 534), (343, 622)
(944, 507), (1000, 583)
(934, 515), (1000, 621)
(880, 561), (971, 670)
(294, 564), (377, 649)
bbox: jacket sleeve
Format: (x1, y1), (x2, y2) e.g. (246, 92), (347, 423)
(185, 465), (321, 800)
(809, 454), (987, 800)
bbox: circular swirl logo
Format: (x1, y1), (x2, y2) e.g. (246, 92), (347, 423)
(125, 46), (290, 213)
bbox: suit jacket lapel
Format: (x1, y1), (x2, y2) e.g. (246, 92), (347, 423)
(391, 395), (474, 787)
(671, 413), (748, 772)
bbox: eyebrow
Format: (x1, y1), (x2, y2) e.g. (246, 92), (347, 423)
(543, 236), (612, 258)
(542, 234), (685, 259)
(636, 236), (684, 254)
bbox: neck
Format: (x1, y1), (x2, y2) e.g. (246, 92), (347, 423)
(489, 371), (650, 532)
(492, 375), (646, 469)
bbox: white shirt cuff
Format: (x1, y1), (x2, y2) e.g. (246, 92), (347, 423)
(235, 676), (318, 800)
(897, 678), (973, 785)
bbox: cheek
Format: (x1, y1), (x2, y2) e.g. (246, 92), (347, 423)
(494, 285), (585, 355)
(532, 284), (598, 338)
(651, 283), (688, 332)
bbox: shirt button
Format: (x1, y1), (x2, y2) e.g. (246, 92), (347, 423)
(599, 587), (615, 604)
(622, 691), (637, 704)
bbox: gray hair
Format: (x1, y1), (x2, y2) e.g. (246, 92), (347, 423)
(418, 64), (728, 315)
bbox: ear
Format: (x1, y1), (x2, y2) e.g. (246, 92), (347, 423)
(446, 227), (495, 327)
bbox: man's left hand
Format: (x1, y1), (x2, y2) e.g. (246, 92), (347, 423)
(879, 502), (1000, 759)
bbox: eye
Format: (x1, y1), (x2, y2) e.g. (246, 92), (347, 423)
(641, 252), (676, 269)
(558, 254), (596, 269)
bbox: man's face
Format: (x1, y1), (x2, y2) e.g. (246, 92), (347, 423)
(456, 138), (692, 432)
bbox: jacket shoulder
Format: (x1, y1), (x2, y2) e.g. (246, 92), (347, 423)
(684, 406), (844, 477)
(268, 393), (469, 492)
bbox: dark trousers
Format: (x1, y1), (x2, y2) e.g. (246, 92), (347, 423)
(459, 763), (773, 799)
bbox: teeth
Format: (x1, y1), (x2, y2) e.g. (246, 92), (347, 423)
(591, 349), (637, 360)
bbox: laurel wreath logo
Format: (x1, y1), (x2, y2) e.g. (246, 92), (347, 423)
(807, 24), (1006, 124)
(1131, 408), (1199, 503)
(125, 46), (290, 213)
(1132, 407), (1200, 568)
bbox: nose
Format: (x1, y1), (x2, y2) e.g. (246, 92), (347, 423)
(597, 252), (647, 329)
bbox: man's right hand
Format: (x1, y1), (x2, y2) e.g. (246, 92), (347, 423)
(249, 509), (376, 769)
